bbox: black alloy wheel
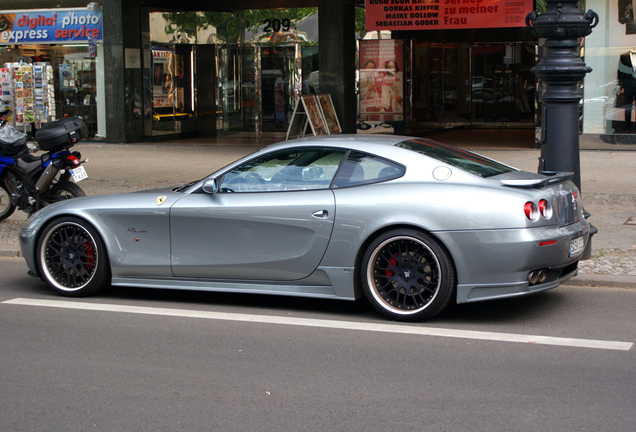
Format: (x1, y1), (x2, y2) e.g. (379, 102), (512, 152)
(361, 229), (455, 321)
(37, 217), (110, 296)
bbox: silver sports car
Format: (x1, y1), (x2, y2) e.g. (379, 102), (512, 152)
(20, 135), (591, 321)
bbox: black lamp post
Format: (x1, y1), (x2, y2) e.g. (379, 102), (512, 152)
(526, 1), (599, 192)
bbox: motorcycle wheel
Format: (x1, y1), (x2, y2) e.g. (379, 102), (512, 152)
(0, 183), (16, 221)
(46, 181), (86, 202)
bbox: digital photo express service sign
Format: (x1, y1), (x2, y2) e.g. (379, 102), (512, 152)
(365, 0), (533, 30)
(0, 9), (103, 44)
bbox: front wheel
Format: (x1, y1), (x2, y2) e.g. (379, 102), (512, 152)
(0, 182), (16, 221)
(361, 229), (456, 322)
(36, 216), (110, 296)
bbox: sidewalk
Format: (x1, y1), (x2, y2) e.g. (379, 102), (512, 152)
(2, 134), (635, 288)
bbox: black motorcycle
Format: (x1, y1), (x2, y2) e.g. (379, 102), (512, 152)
(0, 110), (88, 220)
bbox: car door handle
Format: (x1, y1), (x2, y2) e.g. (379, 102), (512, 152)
(312, 210), (328, 219)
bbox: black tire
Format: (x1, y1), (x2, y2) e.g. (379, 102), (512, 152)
(36, 216), (110, 297)
(361, 229), (456, 322)
(36, 181), (85, 211)
(48, 180), (86, 200)
(0, 183), (16, 221)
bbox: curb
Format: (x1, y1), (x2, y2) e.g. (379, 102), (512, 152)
(568, 273), (636, 289)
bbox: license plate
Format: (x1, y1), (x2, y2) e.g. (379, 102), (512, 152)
(69, 166), (88, 183)
(569, 236), (585, 257)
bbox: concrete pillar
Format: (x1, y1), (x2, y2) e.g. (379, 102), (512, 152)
(101, 0), (127, 143)
(318, 0), (357, 134)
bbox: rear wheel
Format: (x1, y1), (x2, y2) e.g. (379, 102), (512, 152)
(0, 183), (16, 221)
(36, 216), (110, 296)
(37, 181), (85, 211)
(48, 181), (85, 200)
(361, 229), (455, 321)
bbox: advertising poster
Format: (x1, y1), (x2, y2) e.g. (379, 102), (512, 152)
(365, 0), (532, 31)
(359, 39), (404, 117)
(152, 48), (173, 108)
(301, 94), (329, 136)
(0, 10), (103, 44)
(317, 94), (341, 134)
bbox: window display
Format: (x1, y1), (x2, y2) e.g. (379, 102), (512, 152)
(582, 0), (636, 144)
(1, 61), (55, 131)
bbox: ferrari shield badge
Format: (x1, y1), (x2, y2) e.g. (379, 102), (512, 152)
(156, 196), (167, 206)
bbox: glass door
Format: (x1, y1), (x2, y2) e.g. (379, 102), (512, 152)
(471, 44), (535, 125)
(219, 45), (260, 137)
(151, 44), (196, 136)
(411, 42), (470, 126)
(260, 45), (300, 133)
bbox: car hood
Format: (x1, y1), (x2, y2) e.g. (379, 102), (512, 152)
(23, 187), (187, 232)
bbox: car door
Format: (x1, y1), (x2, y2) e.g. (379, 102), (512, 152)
(170, 147), (346, 281)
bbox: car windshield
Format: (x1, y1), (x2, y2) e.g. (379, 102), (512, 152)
(395, 139), (516, 178)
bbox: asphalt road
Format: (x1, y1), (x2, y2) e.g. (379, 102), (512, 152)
(1, 256), (635, 431)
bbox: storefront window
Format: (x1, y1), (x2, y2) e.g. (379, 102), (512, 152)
(51, 45), (100, 138)
(146, 9), (317, 138)
(0, 7), (105, 140)
(583, 0), (636, 143)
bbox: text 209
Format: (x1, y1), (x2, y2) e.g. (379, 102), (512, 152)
(263, 19), (291, 32)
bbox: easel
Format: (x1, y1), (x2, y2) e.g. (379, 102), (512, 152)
(286, 94), (341, 140)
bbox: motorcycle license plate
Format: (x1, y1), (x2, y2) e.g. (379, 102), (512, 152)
(569, 236), (585, 257)
(69, 166), (88, 183)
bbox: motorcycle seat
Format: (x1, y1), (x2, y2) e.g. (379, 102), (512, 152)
(17, 154), (46, 173)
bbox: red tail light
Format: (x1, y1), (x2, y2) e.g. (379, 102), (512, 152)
(66, 154), (81, 168)
(538, 199), (550, 218)
(524, 202), (536, 220)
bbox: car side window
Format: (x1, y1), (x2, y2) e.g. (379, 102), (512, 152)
(333, 151), (405, 188)
(219, 147), (346, 193)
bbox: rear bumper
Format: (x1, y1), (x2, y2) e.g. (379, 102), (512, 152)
(435, 218), (590, 304)
(456, 262), (578, 303)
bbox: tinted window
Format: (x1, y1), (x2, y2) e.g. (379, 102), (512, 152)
(219, 147), (346, 192)
(333, 151), (405, 188)
(396, 138), (515, 178)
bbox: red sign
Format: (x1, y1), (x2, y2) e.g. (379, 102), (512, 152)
(365, 0), (532, 31)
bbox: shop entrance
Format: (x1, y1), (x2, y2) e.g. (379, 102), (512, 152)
(218, 44), (300, 137)
(411, 42), (535, 127)
(150, 44), (196, 137)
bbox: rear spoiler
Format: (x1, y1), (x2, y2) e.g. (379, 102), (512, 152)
(500, 171), (573, 188)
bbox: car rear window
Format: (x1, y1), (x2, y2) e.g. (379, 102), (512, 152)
(396, 138), (515, 178)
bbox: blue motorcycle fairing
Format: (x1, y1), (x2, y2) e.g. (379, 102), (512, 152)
(42, 150), (72, 168)
(0, 154), (14, 174)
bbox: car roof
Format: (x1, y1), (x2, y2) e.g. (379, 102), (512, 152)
(266, 134), (411, 153)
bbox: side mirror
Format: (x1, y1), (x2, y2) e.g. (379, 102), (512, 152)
(202, 178), (218, 194)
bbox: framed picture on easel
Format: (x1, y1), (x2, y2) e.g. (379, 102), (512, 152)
(286, 94), (330, 139)
(317, 94), (341, 134)
(301, 94), (329, 136)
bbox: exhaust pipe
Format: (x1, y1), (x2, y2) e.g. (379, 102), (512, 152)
(34, 164), (59, 194)
(528, 269), (549, 285)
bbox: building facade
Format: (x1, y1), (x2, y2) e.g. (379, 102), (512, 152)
(0, 0), (632, 147)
